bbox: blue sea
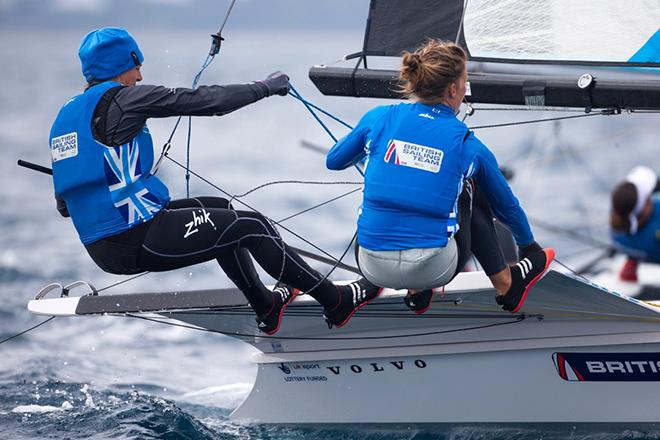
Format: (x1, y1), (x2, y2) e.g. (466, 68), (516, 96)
(2, 20), (660, 440)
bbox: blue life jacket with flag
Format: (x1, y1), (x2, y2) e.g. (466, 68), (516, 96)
(49, 81), (170, 245)
(327, 102), (533, 251)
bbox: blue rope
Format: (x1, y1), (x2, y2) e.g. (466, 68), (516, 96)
(288, 84), (341, 142)
(288, 83), (364, 177)
(287, 87), (353, 130)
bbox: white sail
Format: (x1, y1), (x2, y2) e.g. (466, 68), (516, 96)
(464, 0), (660, 62)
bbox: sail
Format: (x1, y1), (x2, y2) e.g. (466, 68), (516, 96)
(355, 0), (660, 65)
(311, 0), (660, 109)
(462, 0), (660, 64)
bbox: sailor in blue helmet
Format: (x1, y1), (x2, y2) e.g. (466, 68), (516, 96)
(327, 40), (555, 314)
(50, 27), (380, 334)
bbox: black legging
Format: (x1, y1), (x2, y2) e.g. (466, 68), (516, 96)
(86, 197), (339, 315)
(353, 181), (508, 281)
(453, 180), (507, 277)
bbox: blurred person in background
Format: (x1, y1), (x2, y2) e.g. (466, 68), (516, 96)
(610, 166), (660, 282)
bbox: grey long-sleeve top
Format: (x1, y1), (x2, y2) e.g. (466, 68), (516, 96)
(93, 82), (270, 146)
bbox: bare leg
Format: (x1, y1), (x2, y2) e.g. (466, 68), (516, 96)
(490, 266), (512, 295)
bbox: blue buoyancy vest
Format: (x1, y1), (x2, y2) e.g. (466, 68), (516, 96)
(612, 197), (660, 263)
(351, 103), (468, 250)
(327, 102), (534, 251)
(50, 81), (170, 245)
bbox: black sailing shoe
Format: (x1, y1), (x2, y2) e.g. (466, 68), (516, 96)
(404, 289), (434, 314)
(256, 284), (299, 335)
(323, 278), (383, 329)
(496, 248), (555, 313)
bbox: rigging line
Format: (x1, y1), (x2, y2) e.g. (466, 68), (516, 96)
(287, 92), (353, 130)
(230, 179), (362, 200)
(287, 83), (364, 177)
(152, 0), (238, 184)
(552, 258), (595, 284)
(0, 316), (56, 346)
(573, 248), (617, 276)
(97, 271), (151, 293)
(290, 245), (360, 274)
(277, 188), (362, 223)
(470, 107), (586, 113)
(123, 313), (525, 340)
(175, 298), (473, 310)
(288, 84), (339, 142)
(216, 0), (238, 36)
(527, 215), (612, 250)
(287, 230), (357, 298)
(469, 110), (613, 130)
(176, 309), (522, 319)
(164, 155), (352, 264)
(505, 124), (639, 168)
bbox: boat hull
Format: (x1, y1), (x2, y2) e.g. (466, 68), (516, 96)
(232, 343), (660, 423)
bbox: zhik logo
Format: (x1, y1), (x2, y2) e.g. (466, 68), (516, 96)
(184, 209), (216, 238)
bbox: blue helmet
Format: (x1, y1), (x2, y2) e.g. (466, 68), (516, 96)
(78, 27), (144, 82)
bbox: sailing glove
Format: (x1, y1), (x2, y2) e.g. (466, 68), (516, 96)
(260, 71), (290, 96)
(518, 241), (542, 260)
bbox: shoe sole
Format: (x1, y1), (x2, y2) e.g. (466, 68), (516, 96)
(334, 288), (384, 328)
(511, 248), (555, 313)
(264, 288), (300, 336)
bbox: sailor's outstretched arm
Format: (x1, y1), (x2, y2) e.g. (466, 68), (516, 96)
(464, 132), (535, 247)
(97, 73), (288, 147)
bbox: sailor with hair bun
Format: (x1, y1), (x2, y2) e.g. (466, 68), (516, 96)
(49, 27), (379, 335)
(610, 166), (660, 282)
(327, 39), (555, 314)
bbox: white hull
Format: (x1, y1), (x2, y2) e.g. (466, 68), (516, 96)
(234, 343), (660, 424)
(28, 270), (660, 424)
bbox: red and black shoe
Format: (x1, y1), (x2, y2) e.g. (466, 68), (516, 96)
(619, 258), (639, 283)
(324, 278), (383, 328)
(403, 289), (434, 314)
(256, 284), (299, 335)
(496, 248), (555, 313)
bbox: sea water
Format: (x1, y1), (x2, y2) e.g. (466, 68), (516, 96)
(1, 26), (660, 439)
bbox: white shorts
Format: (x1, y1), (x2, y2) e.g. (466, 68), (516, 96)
(357, 238), (458, 290)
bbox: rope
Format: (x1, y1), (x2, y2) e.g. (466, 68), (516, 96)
(471, 106), (588, 113)
(288, 84), (341, 142)
(277, 188), (362, 223)
(552, 257), (594, 284)
(469, 110), (614, 130)
(164, 155), (355, 270)
(288, 83), (364, 177)
(289, 230), (357, 298)
(528, 216), (612, 251)
(230, 179), (361, 200)
(124, 312), (526, 341)
(97, 271), (151, 293)
(0, 316), (56, 346)
(287, 90), (353, 130)
(152, 0), (238, 195)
